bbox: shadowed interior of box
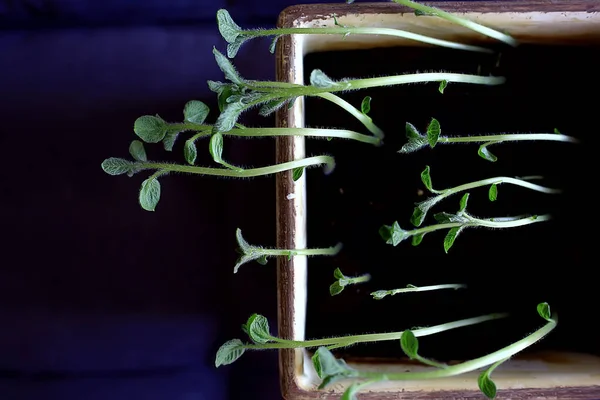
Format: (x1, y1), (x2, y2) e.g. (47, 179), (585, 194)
(284, 9), (600, 393)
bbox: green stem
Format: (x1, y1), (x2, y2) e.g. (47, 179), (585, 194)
(243, 312), (508, 350)
(440, 133), (578, 144)
(224, 127), (381, 145)
(392, 0), (519, 47)
(358, 314), (557, 381)
(348, 274), (372, 285)
(438, 176), (561, 197)
(241, 26), (492, 53)
(137, 155), (335, 178)
(374, 283), (466, 299)
(255, 242), (343, 257)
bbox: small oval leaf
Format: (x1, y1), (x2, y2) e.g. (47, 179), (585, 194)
(537, 302), (552, 321)
(209, 133), (224, 163)
(329, 281), (344, 296)
(292, 167), (304, 182)
(134, 115), (168, 143)
(459, 193), (469, 213)
(215, 339), (246, 367)
(478, 371), (497, 399)
(426, 118), (441, 148)
(489, 184), (498, 202)
(216, 9), (242, 44)
(400, 330), (418, 359)
(184, 140), (198, 165)
(444, 227), (462, 253)
(184, 100), (210, 124)
(139, 177), (161, 212)
(478, 143), (498, 162)
(361, 96), (371, 115)
(247, 314), (272, 344)
(438, 80), (448, 94)
(310, 69), (338, 88)
(129, 140), (147, 162)
(101, 158), (133, 176)
(421, 165), (433, 191)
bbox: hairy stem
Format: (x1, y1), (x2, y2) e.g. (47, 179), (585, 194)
(439, 133), (578, 144)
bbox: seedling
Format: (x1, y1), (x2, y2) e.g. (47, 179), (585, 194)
(209, 47), (505, 133)
(401, 119), (578, 162)
(234, 228), (342, 273)
(371, 283), (467, 300)
(330, 268), (372, 296)
(216, 8), (494, 59)
(346, 0), (519, 48)
(311, 302), (556, 399)
(411, 165), (560, 226)
(215, 312), (509, 367)
(380, 193), (551, 253)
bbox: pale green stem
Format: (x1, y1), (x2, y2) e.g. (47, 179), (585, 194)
(440, 133), (578, 144)
(347, 274), (372, 285)
(137, 155), (335, 177)
(392, 0), (519, 47)
(252, 242), (342, 257)
(358, 314), (557, 381)
(243, 313), (508, 350)
(437, 176), (561, 197)
(241, 26), (492, 53)
(374, 283), (466, 299)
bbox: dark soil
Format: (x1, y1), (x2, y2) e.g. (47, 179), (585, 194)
(302, 43), (599, 362)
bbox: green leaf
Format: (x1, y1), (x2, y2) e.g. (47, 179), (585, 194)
(215, 339), (246, 367)
(415, 9), (435, 16)
(400, 330), (419, 359)
(184, 139), (198, 165)
(235, 228), (251, 253)
(410, 206), (426, 227)
(227, 36), (246, 59)
(361, 96), (371, 115)
(379, 221), (409, 246)
(259, 98), (289, 117)
(537, 302), (552, 321)
(329, 281), (344, 296)
(269, 35), (282, 54)
(371, 290), (388, 300)
(312, 347), (354, 383)
(478, 143), (498, 162)
(129, 140), (147, 162)
(426, 118), (441, 148)
(438, 80), (448, 94)
(139, 177), (161, 212)
(400, 123), (428, 153)
(245, 314), (272, 344)
(333, 268), (345, 280)
(214, 100), (245, 133)
(256, 255), (268, 265)
(554, 128), (561, 135)
(310, 69), (342, 89)
(459, 193), (469, 213)
(489, 184), (498, 201)
(478, 370), (498, 399)
(216, 9), (242, 44)
(292, 167), (304, 182)
(209, 133), (225, 163)
(184, 100), (210, 124)
(405, 122), (421, 139)
(444, 226), (463, 253)
(162, 131), (179, 151)
(411, 233), (424, 246)
(421, 165), (433, 191)
(134, 115), (169, 143)
(213, 47), (243, 84)
(101, 158), (134, 176)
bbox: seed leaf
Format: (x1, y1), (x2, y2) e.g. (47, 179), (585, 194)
(312, 347), (355, 387)
(129, 140), (147, 161)
(215, 339), (246, 367)
(330, 281), (344, 296)
(379, 221), (409, 246)
(162, 131), (179, 151)
(214, 100), (245, 133)
(478, 142), (498, 162)
(213, 47), (243, 85)
(292, 167), (304, 182)
(421, 165), (433, 191)
(333, 268), (345, 280)
(400, 330), (419, 359)
(537, 302), (552, 321)
(184, 100), (210, 124)
(182, 140), (197, 165)
(439, 80), (448, 94)
(244, 314), (272, 344)
(101, 158), (134, 176)
(209, 133), (225, 164)
(478, 370), (498, 399)
(489, 184), (498, 201)
(134, 115), (169, 143)
(227, 36), (246, 59)
(554, 128), (561, 134)
(459, 193), (470, 213)
(139, 177), (161, 212)
(361, 96), (372, 115)
(426, 118), (441, 148)
(405, 122), (421, 139)
(411, 233), (425, 246)
(400, 122), (428, 153)
(411, 206), (426, 227)
(216, 9), (242, 44)
(444, 226), (464, 253)
(259, 98), (289, 116)
(310, 69), (344, 89)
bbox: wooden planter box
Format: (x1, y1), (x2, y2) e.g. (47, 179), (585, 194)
(275, 2), (600, 399)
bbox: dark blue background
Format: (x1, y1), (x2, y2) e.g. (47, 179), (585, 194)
(0, 1), (452, 399)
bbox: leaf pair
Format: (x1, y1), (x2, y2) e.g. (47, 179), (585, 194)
(214, 313), (274, 368)
(329, 268), (371, 296)
(233, 228), (271, 273)
(312, 347), (359, 389)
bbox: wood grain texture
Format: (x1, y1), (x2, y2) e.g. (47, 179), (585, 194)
(275, 2), (600, 399)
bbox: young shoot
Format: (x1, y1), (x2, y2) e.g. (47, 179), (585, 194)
(380, 193), (551, 253)
(330, 268), (372, 296)
(217, 8), (493, 59)
(401, 119), (578, 162)
(312, 302), (556, 399)
(371, 283), (466, 300)
(346, 0), (518, 48)
(215, 311), (509, 367)
(234, 228), (343, 273)
(101, 143), (335, 212)
(411, 165), (560, 226)
(209, 47), (505, 133)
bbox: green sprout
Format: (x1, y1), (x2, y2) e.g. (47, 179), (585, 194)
(371, 283), (467, 300)
(411, 165), (560, 226)
(330, 268), (372, 296)
(312, 303), (556, 399)
(215, 312), (509, 367)
(401, 119), (578, 162)
(380, 193), (551, 253)
(233, 229), (342, 273)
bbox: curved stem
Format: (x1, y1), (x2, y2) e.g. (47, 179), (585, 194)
(244, 313), (508, 349)
(242, 26), (492, 53)
(373, 283), (466, 299)
(440, 176), (561, 196)
(224, 127), (381, 145)
(256, 242), (343, 257)
(440, 133), (578, 144)
(316, 93), (385, 139)
(138, 155), (335, 178)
